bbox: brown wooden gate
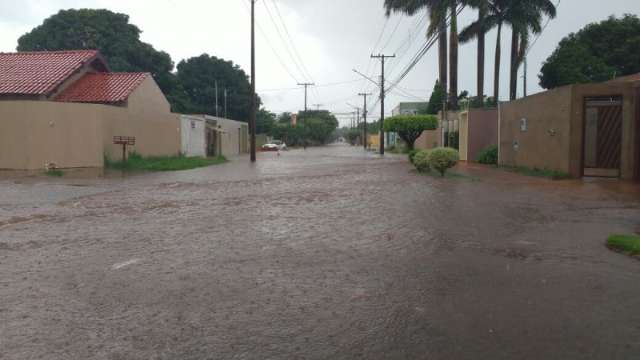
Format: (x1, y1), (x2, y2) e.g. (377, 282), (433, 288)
(583, 97), (623, 177)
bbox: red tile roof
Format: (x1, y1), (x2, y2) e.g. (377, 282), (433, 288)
(55, 72), (148, 104)
(0, 50), (102, 96)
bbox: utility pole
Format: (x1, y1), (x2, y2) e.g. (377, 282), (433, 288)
(224, 88), (228, 118)
(215, 80), (219, 117)
(523, 57), (528, 97)
(371, 54), (395, 155)
(358, 92), (372, 150)
(249, 0), (257, 162)
(297, 82), (314, 148)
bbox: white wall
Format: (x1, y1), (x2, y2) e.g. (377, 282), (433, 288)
(180, 115), (206, 157)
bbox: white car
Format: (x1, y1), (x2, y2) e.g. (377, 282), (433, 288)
(261, 140), (287, 151)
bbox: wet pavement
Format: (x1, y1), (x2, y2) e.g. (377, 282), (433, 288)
(1, 144), (639, 359)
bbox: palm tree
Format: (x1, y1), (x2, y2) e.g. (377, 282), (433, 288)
(384, 0), (460, 109)
(460, 0), (509, 105)
(507, 0), (557, 100)
(459, 0), (489, 106)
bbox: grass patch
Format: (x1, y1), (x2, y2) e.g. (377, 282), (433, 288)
(105, 153), (227, 172)
(607, 234), (640, 256)
(502, 166), (570, 180)
(45, 169), (64, 177)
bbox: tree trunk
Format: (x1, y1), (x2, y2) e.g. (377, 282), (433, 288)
(493, 22), (502, 105)
(509, 28), (519, 101)
(449, 2), (459, 110)
(477, 5), (486, 105)
(438, 21), (448, 103)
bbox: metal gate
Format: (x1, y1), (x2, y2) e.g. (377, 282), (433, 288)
(583, 96), (623, 177)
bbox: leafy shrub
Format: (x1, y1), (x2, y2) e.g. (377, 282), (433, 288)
(428, 147), (459, 176)
(413, 150), (431, 172)
(408, 150), (419, 164)
(477, 145), (498, 165)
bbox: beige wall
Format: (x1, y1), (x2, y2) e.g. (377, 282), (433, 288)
(1, 78), (181, 170)
(102, 77), (181, 160)
(414, 129), (441, 150)
(0, 101), (103, 169)
(499, 83), (637, 179)
(499, 86), (574, 174)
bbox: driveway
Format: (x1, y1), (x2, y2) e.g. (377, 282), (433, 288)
(1, 144), (639, 359)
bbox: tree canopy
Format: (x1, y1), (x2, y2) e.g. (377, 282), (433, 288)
(175, 54), (259, 121)
(17, 9), (260, 121)
(539, 15), (640, 89)
(383, 115), (439, 150)
(426, 80), (446, 115)
(17, 9), (176, 95)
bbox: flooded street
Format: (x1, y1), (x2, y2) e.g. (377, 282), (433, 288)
(1, 144), (639, 359)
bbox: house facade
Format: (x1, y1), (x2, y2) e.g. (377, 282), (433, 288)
(499, 80), (639, 180)
(0, 50), (180, 170)
(180, 115), (248, 158)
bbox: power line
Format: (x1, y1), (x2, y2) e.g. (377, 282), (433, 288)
(270, 0), (315, 83)
(241, 0), (300, 83)
(262, 0), (309, 83)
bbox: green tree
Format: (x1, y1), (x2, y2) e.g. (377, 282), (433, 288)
(256, 108), (276, 135)
(459, 0), (490, 105)
(17, 9), (176, 96)
(385, 0), (461, 108)
(426, 80), (447, 114)
(539, 15), (640, 89)
(383, 115), (438, 150)
(507, 0), (557, 100)
(175, 54), (260, 122)
(300, 110), (339, 145)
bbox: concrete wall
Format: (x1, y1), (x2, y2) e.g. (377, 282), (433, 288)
(499, 83), (637, 179)
(0, 101), (103, 169)
(0, 78), (182, 169)
(499, 86), (574, 174)
(180, 116), (206, 157)
(466, 108), (498, 162)
(103, 77), (181, 160)
(414, 129), (441, 150)
(182, 115), (249, 157)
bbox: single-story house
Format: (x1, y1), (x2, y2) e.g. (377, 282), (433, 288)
(180, 114), (248, 157)
(0, 50), (180, 170)
(499, 78), (639, 181)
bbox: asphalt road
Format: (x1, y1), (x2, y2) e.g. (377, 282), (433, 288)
(1, 144), (639, 359)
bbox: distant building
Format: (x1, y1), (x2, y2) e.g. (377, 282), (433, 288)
(180, 115), (248, 158)
(391, 102), (428, 116)
(387, 102), (429, 147)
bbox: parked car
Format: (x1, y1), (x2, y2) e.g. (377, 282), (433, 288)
(262, 140), (287, 151)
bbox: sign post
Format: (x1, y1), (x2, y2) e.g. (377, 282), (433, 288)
(113, 136), (136, 163)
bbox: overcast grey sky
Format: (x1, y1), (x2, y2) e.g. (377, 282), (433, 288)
(1, 0), (639, 126)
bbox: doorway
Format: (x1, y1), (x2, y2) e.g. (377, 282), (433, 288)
(583, 96), (623, 178)
(206, 128), (218, 157)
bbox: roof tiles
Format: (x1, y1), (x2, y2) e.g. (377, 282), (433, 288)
(55, 72), (148, 104)
(0, 50), (99, 95)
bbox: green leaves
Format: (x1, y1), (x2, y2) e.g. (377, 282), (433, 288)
(384, 114), (438, 150)
(539, 15), (640, 89)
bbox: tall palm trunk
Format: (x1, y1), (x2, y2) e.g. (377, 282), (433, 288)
(477, 5), (486, 105)
(509, 28), (520, 100)
(449, 2), (459, 109)
(438, 21), (448, 105)
(493, 21), (502, 104)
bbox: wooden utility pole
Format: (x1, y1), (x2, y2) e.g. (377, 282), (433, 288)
(249, 0), (257, 162)
(371, 54), (395, 155)
(298, 82), (314, 148)
(523, 57), (528, 97)
(358, 92), (372, 150)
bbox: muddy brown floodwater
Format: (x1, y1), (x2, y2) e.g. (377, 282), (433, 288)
(1, 144), (639, 359)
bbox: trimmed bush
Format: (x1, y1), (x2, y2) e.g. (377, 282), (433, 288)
(408, 150), (419, 164)
(413, 150), (431, 172)
(428, 147), (459, 176)
(477, 145), (498, 165)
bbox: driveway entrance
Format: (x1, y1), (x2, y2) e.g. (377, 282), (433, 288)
(583, 96), (623, 177)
